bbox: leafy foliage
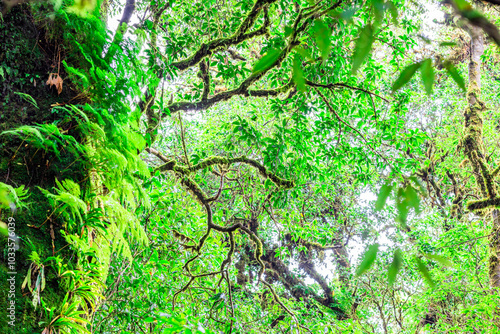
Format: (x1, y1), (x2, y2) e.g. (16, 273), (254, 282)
(2, 0), (500, 333)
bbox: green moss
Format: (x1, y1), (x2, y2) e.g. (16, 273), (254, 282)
(467, 197), (500, 211)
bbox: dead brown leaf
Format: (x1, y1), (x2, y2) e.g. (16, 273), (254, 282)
(46, 73), (63, 95)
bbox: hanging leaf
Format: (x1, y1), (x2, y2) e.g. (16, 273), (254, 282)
(313, 19), (332, 61)
(375, 181), (393, 211)
(22, 266), (32, 291)
(372, 0), (385, 25)
(404, 185), (421, 214)
(352, 24), (374, 74)
(356, 243), (379, 276)
(424, 254), (454, 267)
(67, 0), (97, 17)
(443, 60), (466, 91)
(385, 1), (399, 26)
(415, 256), (434, 287)
(395, 187), (409, 224)
(392, 62), (421, 92)
(252, 48), (282, 74)
(46, 73), (64, 95)
(439, 41), (457, 47)
(388, 249), (403, 285)
(292, 55), (306, 92)
(0, 221), (8, 236)
(294, 46), (315, 62)
(40, 266), (46, 291)
(420, 58), (434, 95)
(14, 92), (39, 109)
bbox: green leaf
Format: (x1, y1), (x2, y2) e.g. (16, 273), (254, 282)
(420, 58), (434, 95)
(392, 62), (422, 92)
(22, 267), (32, 290)
(396, 187), (409, 224)
(385, 1), (399, 26)
(294, 46), (314, 62)
(404, 185), (421, 214)
(415, 256), (434, 287)
(144, 316), (155, 323)
(375, 182), (393, 211)
(372, 0), (385, 25)
(292, 55), (306, 92)
(388, 249), (402, 285)
(424, 254), (454, 267)
(313, 19), (332, 60)
(356, 243), (379, 276)
(443, 60), (466, 91)
(40, 266), (46, 291)
(0, 221), (8, 236)
(67, 0), (97, 17)
(14, 92), (39, 109)
(209, 292), (224, 302)
(252, 48), (282, 74)
(439, 41), (456, 47)
(352, 24), (374, 74)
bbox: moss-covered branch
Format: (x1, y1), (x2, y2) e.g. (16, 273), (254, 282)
(466, 197), (500, 211)
(165, 79), (295, 113)
(492, 163), (500, 179)
(162, 0), (341, 114)
(169, 0), (275, 71)
(146, 149), (295, 189)
(199, 59), (210, 101)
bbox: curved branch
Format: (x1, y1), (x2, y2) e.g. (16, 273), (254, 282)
(166, 79), (294, 113)
(168, 0), (275, 71)
(145, 148), (295, 188)
(314, 88), (391, 167)
(306, 80), (389, 103)
(467, 197), (500, 211)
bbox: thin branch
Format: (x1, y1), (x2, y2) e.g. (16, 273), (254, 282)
(306, 80), (390, 103)
(314, 88), (392, 167)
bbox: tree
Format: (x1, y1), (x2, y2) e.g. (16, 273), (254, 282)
(1, 0), (500, 333)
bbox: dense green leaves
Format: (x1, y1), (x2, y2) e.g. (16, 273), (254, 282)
(4, 0), (500, 333)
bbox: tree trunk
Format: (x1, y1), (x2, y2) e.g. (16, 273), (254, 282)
(463, 26), (500, 289)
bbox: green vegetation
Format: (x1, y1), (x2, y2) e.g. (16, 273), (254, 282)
(1, 0), (500, 333)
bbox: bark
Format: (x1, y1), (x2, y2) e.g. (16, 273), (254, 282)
(463, 26), (500, 288)
(491, 210), (500, 287)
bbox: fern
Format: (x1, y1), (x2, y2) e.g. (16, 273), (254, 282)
(0, 182), (30, 211)
(14, 92), (39, 109)
(38, 179), (86, 229)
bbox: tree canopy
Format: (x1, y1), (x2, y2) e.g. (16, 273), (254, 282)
(1, 0), (500, 333)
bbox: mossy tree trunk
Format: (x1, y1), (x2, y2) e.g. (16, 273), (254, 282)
(462, 25), (500, 289)
(0, 4), (91, 332)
